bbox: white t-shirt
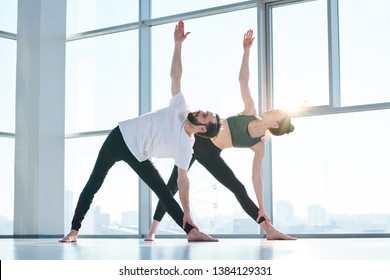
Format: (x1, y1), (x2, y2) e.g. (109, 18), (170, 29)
(118, 93), (194, 170)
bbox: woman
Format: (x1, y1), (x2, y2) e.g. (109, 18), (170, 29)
(145, 29), (295, 241)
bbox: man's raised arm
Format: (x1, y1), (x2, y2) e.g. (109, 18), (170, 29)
(171, 20), (190, 97)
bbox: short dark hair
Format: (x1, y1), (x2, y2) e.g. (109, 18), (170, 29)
(268, 114), (295, 136)
(196, 113), (222, 138)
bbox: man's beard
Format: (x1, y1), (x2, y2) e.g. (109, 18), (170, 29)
(187, 111), (203, 126)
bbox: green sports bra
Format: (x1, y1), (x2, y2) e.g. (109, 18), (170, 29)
(226, 115), (263, 148)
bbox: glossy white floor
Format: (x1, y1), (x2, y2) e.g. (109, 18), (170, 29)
(1, 237), (390, 260)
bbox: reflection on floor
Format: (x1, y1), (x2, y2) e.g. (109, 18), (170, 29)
(1, 237), (390, 260)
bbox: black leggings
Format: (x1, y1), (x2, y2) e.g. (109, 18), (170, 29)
(153, 135), (265, 224)
(71, 126), (194, 234)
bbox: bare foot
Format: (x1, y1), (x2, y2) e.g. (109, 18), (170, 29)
(59, 229), (78, 243)
(187, 229), (218, 242)
(144, 233), (156, 241)
(144, 220), (159, 241)
(266, 228), (296, 240)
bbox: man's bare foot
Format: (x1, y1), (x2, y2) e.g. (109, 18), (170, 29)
(144, 233), (156, 241)
(59, 229), (78, 243)
(187, 229), (218, 242)
(144, 220), (160, 241)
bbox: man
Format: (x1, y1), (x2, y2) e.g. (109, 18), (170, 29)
(60, 20), (221, 243)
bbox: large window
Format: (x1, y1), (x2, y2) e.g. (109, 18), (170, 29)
(0, 38), (16, 133)
(65, 137), (140, 234)
(66, 31), (139, 133)
(66, 0), (138, 34)
(0, 0), (17, 33)
(270, 0), (390, 235)
(0, 0), (17, 235)
(65, 4), (140, 234)
(338, 0), (390, 106)
(272, 110), (390, 234)
(152, 0), (244, 18)
(0, 138), (14, 235)
(271, 0), (329, 109)
(151, 9), (259, 235)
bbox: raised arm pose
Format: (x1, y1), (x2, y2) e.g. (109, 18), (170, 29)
(60, 20), (221, 243)
(145, 29), (295, 241)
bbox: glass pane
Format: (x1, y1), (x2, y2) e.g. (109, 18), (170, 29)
(272, 110), (390, 234)
(65, 136), (139, 235)
(152, 0), (243, 18)
(271, 0), (329, 109)
(66, 31), (138, 133)
(0, 138), (14, 235)
(339, 0), (390, 106)
(152, 10), (258, 116)
(0, 0), (17, 33)
(151, 10), (260, 235)
(0, 38), (16, 133)
(67, 0), (138, 34)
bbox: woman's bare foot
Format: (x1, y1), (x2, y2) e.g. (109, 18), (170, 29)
(59, 229), (78, 243)
(144, 233), (156, 241)
(264, 224), (296, 240)
(187, 229), (218, 242)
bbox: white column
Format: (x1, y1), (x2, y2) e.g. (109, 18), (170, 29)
(14, 0), (66, 236)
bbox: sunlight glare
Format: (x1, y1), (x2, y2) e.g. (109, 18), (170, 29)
(280, 99), (307, 116)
